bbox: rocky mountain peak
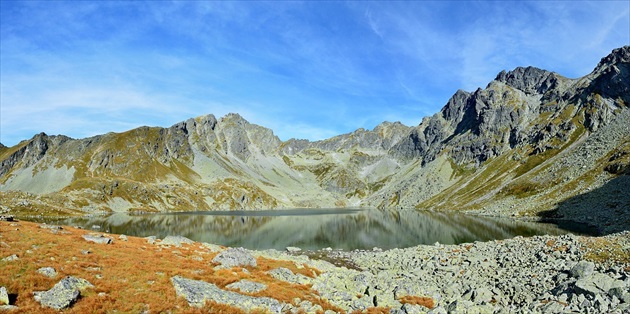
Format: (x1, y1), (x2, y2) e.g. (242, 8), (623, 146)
(595, 45), (630, 70)
(494, 66), (558, 95)
(220, 113), (248, 126)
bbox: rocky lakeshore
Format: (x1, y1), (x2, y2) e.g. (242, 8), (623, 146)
(1, 219), (629, 313)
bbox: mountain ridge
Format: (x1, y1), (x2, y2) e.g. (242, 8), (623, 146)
(1, 46), (628, 232)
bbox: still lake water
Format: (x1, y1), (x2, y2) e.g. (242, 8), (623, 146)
(40, 209), (585, 250)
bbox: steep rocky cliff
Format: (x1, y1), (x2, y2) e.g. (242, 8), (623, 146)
(1, 47), (628, 229)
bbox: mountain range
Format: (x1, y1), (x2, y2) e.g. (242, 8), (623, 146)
(1, 46), (628, 233)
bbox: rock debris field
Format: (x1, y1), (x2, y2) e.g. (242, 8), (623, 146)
(1, 219), (629, 313)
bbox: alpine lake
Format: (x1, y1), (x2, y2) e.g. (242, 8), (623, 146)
(35, 208), (596, 251)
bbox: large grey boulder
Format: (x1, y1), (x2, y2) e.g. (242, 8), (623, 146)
(33, 276), (93, 310)
(570, 261), (595, 278)
(212, 248), (257, 268)
(170, 276), (286, 313)
(160, 235), (194, 247)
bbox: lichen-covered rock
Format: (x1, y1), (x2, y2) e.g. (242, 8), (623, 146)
(33, 276), (93, 310)
(170, 276), (286, 313)
(225, 280), (267, 294)
(212, 247), (256, 268)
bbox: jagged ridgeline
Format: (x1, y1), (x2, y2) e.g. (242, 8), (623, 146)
(1, 47), (629, 223)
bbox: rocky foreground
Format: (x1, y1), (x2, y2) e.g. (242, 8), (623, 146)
(1, 219), (629, 313)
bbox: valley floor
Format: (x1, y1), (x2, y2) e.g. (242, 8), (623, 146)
(1, 219), (629, 313)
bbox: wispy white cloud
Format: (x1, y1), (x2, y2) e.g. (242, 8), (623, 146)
(1, 1), (628, 146)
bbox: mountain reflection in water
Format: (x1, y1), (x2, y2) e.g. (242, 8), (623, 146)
(42, 209), (576, 250)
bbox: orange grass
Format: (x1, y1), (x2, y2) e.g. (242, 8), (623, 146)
(398, 295), (435, 309)
(350, 307), (391, 313)
(0, 220), (339, 313)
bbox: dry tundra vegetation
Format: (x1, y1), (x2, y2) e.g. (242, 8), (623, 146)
(0, 220), (434, 313)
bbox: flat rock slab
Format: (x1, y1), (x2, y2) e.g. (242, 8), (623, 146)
(212, 248), (257, 268)
(226, 280), (267, 294)
(33, 276), (93, 310)
(82, 234), (112, 244)
(160, 235), (194, 247)
(171, 276), (286, 313)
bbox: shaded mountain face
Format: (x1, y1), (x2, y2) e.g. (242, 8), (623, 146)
(1, 46), (629, 227)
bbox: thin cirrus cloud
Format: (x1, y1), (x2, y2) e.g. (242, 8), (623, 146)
(1, 1), (628, 146)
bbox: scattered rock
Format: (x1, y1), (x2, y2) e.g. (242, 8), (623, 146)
(226, 280), (267, 293)
(38, 224), (62, 230)
(286, 247), (301, 253)
(160, 235), (194, 247)
(170, 276), (286, 313)
(2, 254), (18, 262)
(0, 216), (14, 222)
(118, 234), (128, 241)
(82, 234), (112, 244)
(37, 267), (58, 278)
(212, 248), (257, 268)
(33, 276), (93, 310)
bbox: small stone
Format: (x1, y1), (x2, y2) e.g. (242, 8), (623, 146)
(0, 287), (9, 305)
(145, 236), (157, 245)
(37, 267), (58, 278)
(1, 254), (18, 262)
(286, 246), (301, 253)
(82, 234), (112, 244)
(38, 224), (62, 230)
(118, 235), (128, 241)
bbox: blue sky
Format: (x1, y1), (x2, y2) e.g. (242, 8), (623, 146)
(1, 1), (628, 146)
